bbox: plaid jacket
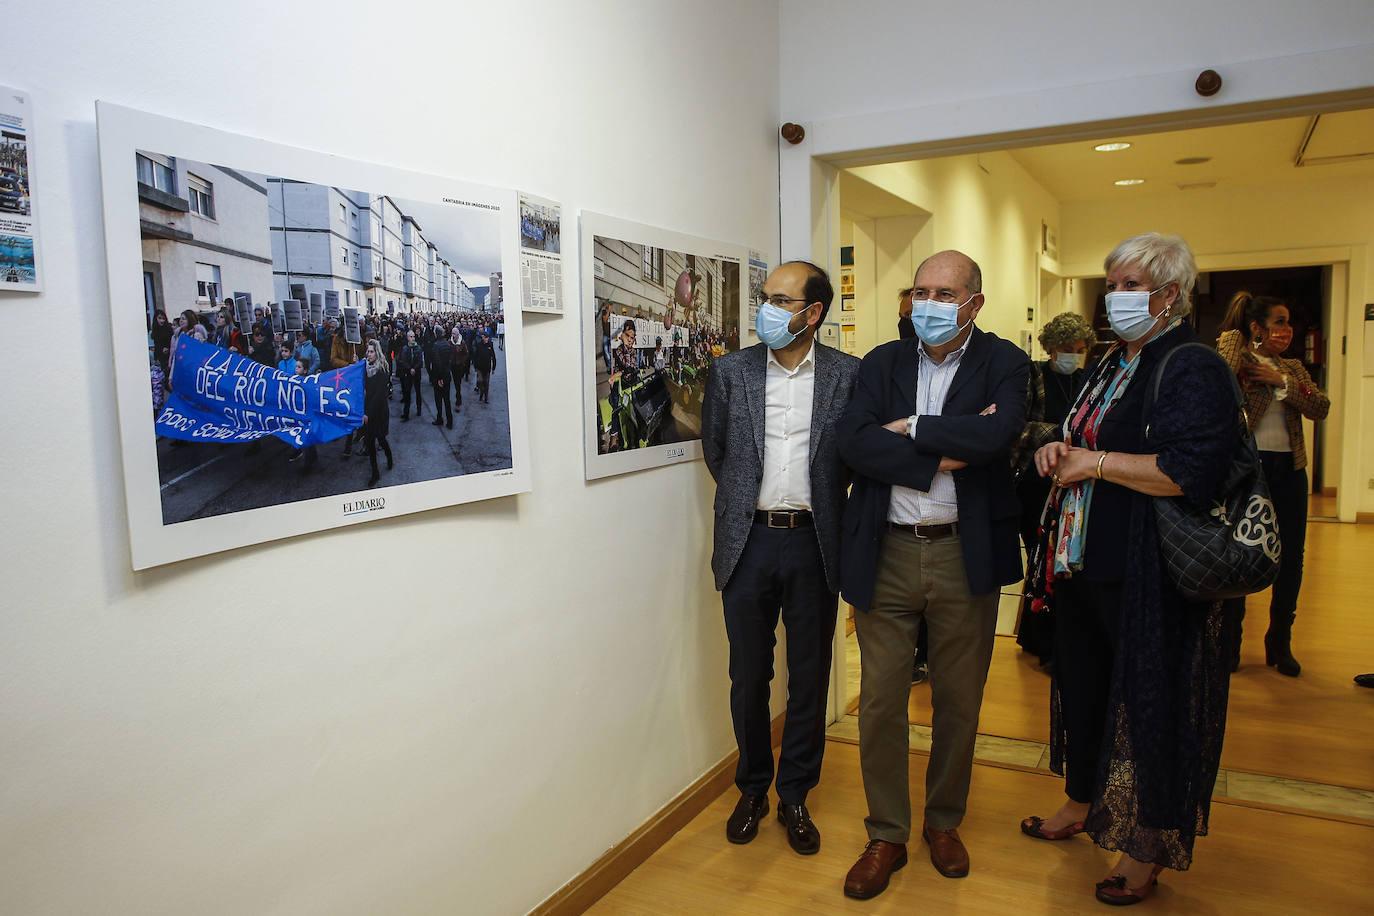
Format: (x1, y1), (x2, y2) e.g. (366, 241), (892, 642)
(1216, 330), (1330, 470)
(1010, 360), (1056, 479)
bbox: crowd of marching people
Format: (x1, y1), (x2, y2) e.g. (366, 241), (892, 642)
(149, 300), (503, 488)
(597, 299), (736, 386)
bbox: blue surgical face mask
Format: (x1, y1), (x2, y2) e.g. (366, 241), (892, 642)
(1105, 287), (1166, 342)
(1052, 352), (1085, 374)
(909, 295), (974, 346)
(755, 301), (809, 350)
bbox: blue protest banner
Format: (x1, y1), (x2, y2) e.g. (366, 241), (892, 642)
(156, 336), (364, 447)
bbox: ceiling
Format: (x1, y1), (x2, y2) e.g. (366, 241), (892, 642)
(1008, 107), (1374, 203)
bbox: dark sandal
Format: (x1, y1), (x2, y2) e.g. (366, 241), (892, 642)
(1020, 815), (1086, 841)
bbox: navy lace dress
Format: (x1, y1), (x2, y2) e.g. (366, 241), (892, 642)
(1048, 323), (1238, 870)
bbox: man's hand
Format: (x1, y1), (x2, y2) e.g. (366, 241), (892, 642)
(884, 403), (995, 437)
(883, 418), (909, 435)
(937, 457), (967, 471)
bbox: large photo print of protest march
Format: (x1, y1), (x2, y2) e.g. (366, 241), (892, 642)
(137, 149), (512, 526)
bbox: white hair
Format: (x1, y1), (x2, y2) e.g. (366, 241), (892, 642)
(1104, 233), (1198, 316)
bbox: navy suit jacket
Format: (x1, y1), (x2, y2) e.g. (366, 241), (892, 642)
(836, 327), (1030, 611)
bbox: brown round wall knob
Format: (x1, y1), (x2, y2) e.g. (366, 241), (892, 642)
(780, 123), (805, 145)
(1195, 70), (1222, 97)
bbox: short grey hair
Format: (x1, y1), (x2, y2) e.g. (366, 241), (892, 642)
(1038, 312), (1097, 353)
(1103, 233), (1197, 317)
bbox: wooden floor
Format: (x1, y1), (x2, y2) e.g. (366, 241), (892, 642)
(588, 519), (1374, 914)
(589, 742), (1374, 914)
(896, 519), (1374, 790)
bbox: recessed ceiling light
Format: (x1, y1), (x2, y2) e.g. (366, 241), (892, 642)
(1175, 156), (1211, 165)
(1114, 178), (1145, 186)
(1095, 142), (1132, 152)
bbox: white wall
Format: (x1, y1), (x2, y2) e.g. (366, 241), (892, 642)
(780, 0), (1374, 125)
(837, 151), (1061, 355)
(0, 2), (779, 914)
(777, 0), (1374, 521)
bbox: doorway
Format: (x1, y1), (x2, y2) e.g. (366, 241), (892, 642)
(814, 103), (1372, 797)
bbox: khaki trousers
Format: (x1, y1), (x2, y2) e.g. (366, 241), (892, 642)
(854, 528), (998, 840)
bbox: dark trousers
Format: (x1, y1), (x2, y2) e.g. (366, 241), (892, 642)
(1221, 451), (1309, 641)
(721, 522), (837, 805)
(449, 365), (464, 408)
(1053, 577), (1122, 803)
(431, 379), (452, 425)
(365, 433), (392, 478)
(401, 373), (423, 415)
(1260, 452), (1308, 617)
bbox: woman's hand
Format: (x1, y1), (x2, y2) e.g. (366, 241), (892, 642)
(1034, 440), (1071, 478)
(1051, 447), (1101, 486)
(1241, 362), (1285, 388)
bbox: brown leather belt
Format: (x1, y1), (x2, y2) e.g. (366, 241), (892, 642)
(887, 521), (958, 539)
(755, 509), (813, 529)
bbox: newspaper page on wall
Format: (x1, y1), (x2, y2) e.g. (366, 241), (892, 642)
(518, 192), (562, 314)
(747, 249), (767, 344)
(0, 85), (42, 293)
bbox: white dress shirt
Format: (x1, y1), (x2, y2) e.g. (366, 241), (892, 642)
(757, 341), (816, 511)
(887, 335), (970, 525)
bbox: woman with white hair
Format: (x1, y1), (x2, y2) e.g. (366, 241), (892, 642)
(1024, 233), (1239, 905)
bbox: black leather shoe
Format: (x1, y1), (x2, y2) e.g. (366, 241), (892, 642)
(777, 803), (820, 855)
(725, 794), (768, 844)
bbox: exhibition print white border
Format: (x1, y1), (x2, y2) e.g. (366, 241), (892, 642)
(96, 102), (531, 570)
(579, 210), (747, 481)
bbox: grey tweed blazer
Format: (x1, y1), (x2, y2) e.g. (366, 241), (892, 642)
(701, 341), (861, 593)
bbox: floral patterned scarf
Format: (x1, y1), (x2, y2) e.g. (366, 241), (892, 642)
(1027, 317), (1182, 610)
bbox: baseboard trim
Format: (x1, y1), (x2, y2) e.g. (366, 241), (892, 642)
(530, 713), (786, 916)
(1357, 512), (1374, 525)
(1322, 486), (1336, 497)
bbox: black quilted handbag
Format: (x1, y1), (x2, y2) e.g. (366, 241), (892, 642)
(1146, 343), (1281, 602)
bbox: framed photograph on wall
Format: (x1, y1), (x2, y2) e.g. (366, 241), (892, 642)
(581, 211), (747, 480)
(96, 102), (531, 569)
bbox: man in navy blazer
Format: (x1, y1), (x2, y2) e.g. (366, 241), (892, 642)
(703, 261), (860, 856)
(836, 250), (1029, 898)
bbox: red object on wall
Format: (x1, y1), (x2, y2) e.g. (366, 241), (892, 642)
(674, 270), (693, 309)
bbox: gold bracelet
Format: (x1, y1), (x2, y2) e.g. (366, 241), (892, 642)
(1097, 451), (1110, 480)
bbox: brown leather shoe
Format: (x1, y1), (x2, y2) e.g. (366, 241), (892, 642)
(922, 822), (970, 878)
(843, 840), (907, 899)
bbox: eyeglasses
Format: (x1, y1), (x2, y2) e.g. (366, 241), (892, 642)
(756, 294), (811, 308)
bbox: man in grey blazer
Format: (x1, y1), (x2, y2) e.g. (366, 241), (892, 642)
(702, 261), (861, 856)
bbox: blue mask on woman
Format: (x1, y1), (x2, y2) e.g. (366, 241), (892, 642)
(1052, 352), (1086, 375)
(908, 295), (973, 346)
(755, 301), (807, 349)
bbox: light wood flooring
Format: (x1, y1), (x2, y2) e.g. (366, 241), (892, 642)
(885, 520), (1374, 790)
(588, 519), (1374, 914)
(589, 744), (1373, 915)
